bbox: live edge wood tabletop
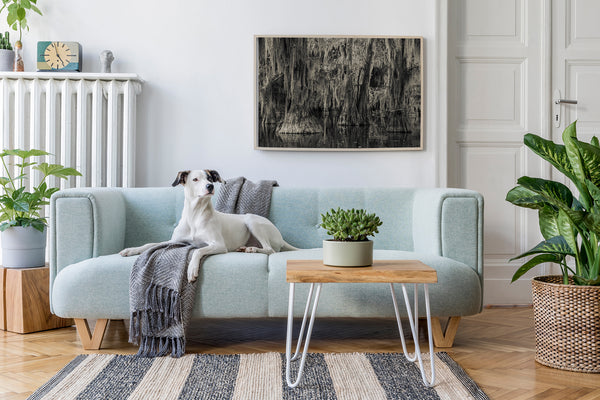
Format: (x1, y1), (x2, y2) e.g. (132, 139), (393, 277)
(286, 260), (438, 284)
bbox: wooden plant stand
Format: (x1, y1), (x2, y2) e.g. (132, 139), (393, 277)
(0, 266), (73, 333)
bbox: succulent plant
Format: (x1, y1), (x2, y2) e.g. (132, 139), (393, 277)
(320, 207), (382, 241)
(0, 31), (12, 50)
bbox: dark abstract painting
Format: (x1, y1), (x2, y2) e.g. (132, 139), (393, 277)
(255, 36), (422, 151)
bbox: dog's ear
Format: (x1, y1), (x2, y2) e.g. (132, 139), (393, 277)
(172, 170), (190, 187)
(205, 169), (224, 183)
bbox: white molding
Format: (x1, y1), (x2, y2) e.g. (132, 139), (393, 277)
(436, 0), (448, 188)
(484, 279), (533, 305)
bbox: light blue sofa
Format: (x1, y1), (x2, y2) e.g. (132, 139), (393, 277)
(49, 186), (483, 350)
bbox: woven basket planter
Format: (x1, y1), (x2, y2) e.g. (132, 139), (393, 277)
(532, 276), (600, 373)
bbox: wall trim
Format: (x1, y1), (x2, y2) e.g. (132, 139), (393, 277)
(436, 0), (449, 188)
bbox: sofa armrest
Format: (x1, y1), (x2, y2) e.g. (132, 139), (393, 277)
(412, 188), (484, 280)
(49, 188), (126, 281)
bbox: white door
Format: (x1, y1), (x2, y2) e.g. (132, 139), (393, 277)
(549, 0), (600, 275)
(447, 0), (600, 304)
(552, 0), (600, 164)
(447, 0), (547, 304)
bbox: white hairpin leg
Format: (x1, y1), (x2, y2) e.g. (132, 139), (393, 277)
(390, 283), (436, 387)
(285, 282), (322, 388)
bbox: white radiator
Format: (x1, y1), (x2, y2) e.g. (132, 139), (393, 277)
(0, 72), (143, 188)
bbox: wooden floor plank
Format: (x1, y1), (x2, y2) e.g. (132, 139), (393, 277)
(1, 308), (599, 399)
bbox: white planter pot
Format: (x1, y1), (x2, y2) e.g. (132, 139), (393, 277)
(0, 49), (15, 71)
(322, 239), (373, 267)
(1, 226), (47, 268)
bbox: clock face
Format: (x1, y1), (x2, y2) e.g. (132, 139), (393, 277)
(43, 42), (73, 69)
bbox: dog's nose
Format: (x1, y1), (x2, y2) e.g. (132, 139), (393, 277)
(206, 184), (214, 193)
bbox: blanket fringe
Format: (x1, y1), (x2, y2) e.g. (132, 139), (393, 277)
(146, 284), (182, 324)
(136, 335), (186, 358)
(129, 283), (186, 357)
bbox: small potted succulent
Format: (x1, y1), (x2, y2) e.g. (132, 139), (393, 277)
(0, 149), (80, 268)
(320, 207), (382, 267)
(0, 31), (13, 71)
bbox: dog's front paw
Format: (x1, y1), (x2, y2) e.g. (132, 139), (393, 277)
(187, 264), (199, 282)
(119, 248), (136, 257)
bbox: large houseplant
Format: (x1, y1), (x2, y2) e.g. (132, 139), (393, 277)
(506, 121), (600, 372)
(0, 149), (80, 268)
(320, 207), (382, 267)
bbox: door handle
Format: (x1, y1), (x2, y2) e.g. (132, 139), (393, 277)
(553, 90), (577, 128)
(554, 99), (578, 105)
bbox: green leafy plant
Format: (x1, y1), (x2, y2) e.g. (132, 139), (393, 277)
(506, 121), (600, 286)
(0, 149), (81, 232)
(0, 0), (42, 42)
(320, 208), (382, 241)
(0, 31), (12, 50)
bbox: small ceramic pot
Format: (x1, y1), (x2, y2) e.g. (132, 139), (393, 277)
(1, 226), (47, 268)
(0, 49), (15, 71)
(322, 239), (373, 267)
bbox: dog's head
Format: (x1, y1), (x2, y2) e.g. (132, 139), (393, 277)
(172, 169), (224, 198)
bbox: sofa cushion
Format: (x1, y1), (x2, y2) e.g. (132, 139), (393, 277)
(52, 254), (133, 319)
(52, 252), (269, 319)
(268, 249), (482, 318)
(269, 188), (416, 251)
(51, 249), (481, 320)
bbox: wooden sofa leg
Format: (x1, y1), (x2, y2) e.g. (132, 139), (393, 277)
(431, 316), (461, 348)
(74, 318), (109, 350)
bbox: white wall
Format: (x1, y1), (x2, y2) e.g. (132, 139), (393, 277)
(19, 0), (439, 188)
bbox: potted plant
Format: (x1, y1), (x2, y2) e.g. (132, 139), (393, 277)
(320, 207), (382, 267)
(506, 120), (600, 373)
(0, 0), (43, 71)
(0, 149), (80, 268)
(0, 31), (13, 71)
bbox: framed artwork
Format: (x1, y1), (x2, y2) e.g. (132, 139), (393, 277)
(255, 36), (423, 151)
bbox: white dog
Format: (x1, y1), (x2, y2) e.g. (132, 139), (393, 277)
(120, 169), (297, 282)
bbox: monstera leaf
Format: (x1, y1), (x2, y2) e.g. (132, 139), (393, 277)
(505, 185), (548, 210)
(524, 133), (575, 182)
(511, 176), (584, 224)
(510, 236), (575, 261)
(511, 253), (564, 283)
(538, 206), (560, 240)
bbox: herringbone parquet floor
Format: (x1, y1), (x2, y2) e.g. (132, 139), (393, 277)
(1, 307), (599, 399)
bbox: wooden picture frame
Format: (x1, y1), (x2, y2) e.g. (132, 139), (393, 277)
(255, 35), (423, 151)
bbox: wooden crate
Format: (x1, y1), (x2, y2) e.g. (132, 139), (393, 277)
(0, 266), (73, 333)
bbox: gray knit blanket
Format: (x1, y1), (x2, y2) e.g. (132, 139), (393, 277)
(215, 176), (278, 216)
(129, 177), (277, 357)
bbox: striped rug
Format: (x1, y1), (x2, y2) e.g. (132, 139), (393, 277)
(28, 352), (489, 400)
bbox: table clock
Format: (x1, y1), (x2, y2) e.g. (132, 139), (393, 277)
(37, 41), (82, 72)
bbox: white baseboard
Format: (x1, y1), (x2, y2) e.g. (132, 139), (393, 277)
(483, 278), (533, 306)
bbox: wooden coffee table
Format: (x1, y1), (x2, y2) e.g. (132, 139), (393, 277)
(285, 260), (438, 388)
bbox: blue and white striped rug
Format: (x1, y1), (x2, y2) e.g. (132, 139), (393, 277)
(28, 352), (489, 400)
